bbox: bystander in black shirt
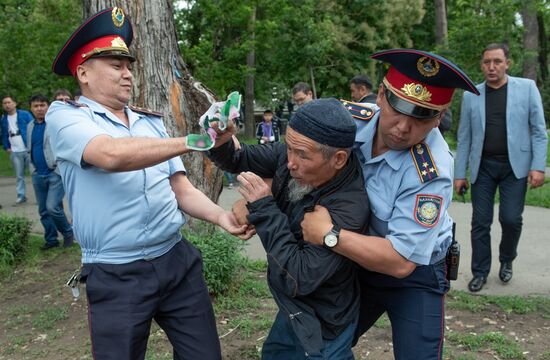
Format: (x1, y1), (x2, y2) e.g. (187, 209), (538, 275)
(483, 83), (509, 162)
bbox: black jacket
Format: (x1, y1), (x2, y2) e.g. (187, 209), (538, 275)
(208, 140), (370, 355)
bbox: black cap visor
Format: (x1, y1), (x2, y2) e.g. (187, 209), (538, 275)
(385, 89), (440, 119)
(89, 50), (136, 63)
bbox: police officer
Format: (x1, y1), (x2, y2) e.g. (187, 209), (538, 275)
(46, 7), (248, 359)
(301, 49), (480, 359)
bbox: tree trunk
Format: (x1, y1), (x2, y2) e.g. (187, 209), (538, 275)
(434, 0), (448, 47)
(537, 10), (548, 81)
(244, 6), (256, 139)
(520, 0), (539, 81)
(82, 0), (223, 203)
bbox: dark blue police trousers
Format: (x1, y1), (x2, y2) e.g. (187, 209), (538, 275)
(354, 260), (449, 360)
(81, 239), (221, 360)
(470, 157), (528, 277)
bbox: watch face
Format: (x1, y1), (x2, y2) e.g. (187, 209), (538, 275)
(324, 234), (338, 248)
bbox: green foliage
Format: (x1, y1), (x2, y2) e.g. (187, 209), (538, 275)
(0, 213), (31, 275)
(184, 222), (246, 295)
(0, 149), (14, 177)
(177, 0), (425, 104)
(0, 0), (81, 105)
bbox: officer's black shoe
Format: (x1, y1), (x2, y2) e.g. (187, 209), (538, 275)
(499, 261), (513, 283)
(40, 242), (59, 251)
(468, 276), (487, 292)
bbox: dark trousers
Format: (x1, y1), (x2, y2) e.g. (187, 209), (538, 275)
(470, 158), (528, 277)
(81, 240), (221, 360)
(354, 260), (449, 360)
(261, 311), (357, 360)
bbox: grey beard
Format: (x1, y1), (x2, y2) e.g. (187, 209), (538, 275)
(288, 178), (314, 203)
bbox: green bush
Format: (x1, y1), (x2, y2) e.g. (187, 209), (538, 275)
(0, 214), (32, 273)
(184, 222), (246, 296)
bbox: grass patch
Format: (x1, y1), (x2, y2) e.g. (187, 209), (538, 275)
(447, 290), (550, 315)
(447, 331), (525, 359)
(32, 306), (69, 331)
(0, 150), (14, 177)
(373, 313), (389, 328)
(214, 259), (274, 339)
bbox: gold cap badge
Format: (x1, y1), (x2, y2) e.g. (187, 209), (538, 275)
(112, 7), (125, 28)
(417, 56), (440, 77)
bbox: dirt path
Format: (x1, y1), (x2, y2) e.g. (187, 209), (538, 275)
(1, 245), (549, 359)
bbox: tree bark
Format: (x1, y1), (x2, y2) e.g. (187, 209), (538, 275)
(434, 0), (448, 47)
(520, 0), (539, 81)
(244, 6), (256, 139)
(537, 10), (548, 81)
(82, 0), (223, 203)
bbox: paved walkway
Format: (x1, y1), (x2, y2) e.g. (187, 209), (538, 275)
(1, 176), (549, 296)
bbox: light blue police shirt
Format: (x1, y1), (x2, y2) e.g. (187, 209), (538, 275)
(45, 96), (186, 264)
(354, 113), (454, 265)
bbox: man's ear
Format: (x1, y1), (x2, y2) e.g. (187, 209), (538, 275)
(376, 84), (384, 107)
(333, 150), (349, 170)
(76, 63), (89, 84)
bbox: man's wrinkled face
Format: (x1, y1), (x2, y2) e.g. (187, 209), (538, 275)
(2, 97), (16, 114)
(285, 127), (340, 188)
(30, 101), (49, 122)
(375, 87), (441, 152)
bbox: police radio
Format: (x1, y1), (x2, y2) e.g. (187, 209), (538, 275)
(446, 222), (460, 281)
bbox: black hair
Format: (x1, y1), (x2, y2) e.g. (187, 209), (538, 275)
(350, 74), (373, 90)
(29, 94), (50, 105)
(292, 82), (312, 95)
(483, 43), (509, 59)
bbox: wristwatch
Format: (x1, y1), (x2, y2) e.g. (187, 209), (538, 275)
(323, 224), (341, 249)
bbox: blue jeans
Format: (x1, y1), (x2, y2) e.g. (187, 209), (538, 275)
(10, 151), (28, 199)
(470, 158), (528, 277)
(32, 172), (73, 245)
(262, 311), (357, 360)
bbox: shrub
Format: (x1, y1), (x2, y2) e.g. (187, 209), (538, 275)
(0, 214), (32, 274)
(184, 222), (246, 296)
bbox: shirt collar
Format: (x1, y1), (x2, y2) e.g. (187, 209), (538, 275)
(354, 112), (407, 171)
(78, 96), (144, 128)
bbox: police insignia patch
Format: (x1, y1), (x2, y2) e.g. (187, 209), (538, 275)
(414, 194), (442, 227)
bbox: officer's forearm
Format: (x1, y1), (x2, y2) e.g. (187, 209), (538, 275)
(334, 230), (416, 278)
(83, 134), (191, 172)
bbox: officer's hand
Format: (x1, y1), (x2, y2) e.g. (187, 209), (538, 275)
(453, 179), (469, 194)
(237, 172), (272, 203)
(301, 205), (333, 246)
(238, 225), (256, 240)
(528, 170), (545, 189)
(210, 119), (237, 148)
(232, 198), (250, 225)
(217, 210), (252, 239)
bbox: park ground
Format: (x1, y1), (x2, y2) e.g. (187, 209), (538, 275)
(0, 236), (549, 360)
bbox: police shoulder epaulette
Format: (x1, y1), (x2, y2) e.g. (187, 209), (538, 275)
(410, 142), (439, 183)
(64, 99), (88, 108)
(128, 105), (164, 117)
(340, 99), (375, 121)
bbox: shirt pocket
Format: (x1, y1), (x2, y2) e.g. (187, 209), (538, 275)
(367, 184), (393, 221)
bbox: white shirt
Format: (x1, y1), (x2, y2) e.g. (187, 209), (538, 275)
(7, 113), (26, 152)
